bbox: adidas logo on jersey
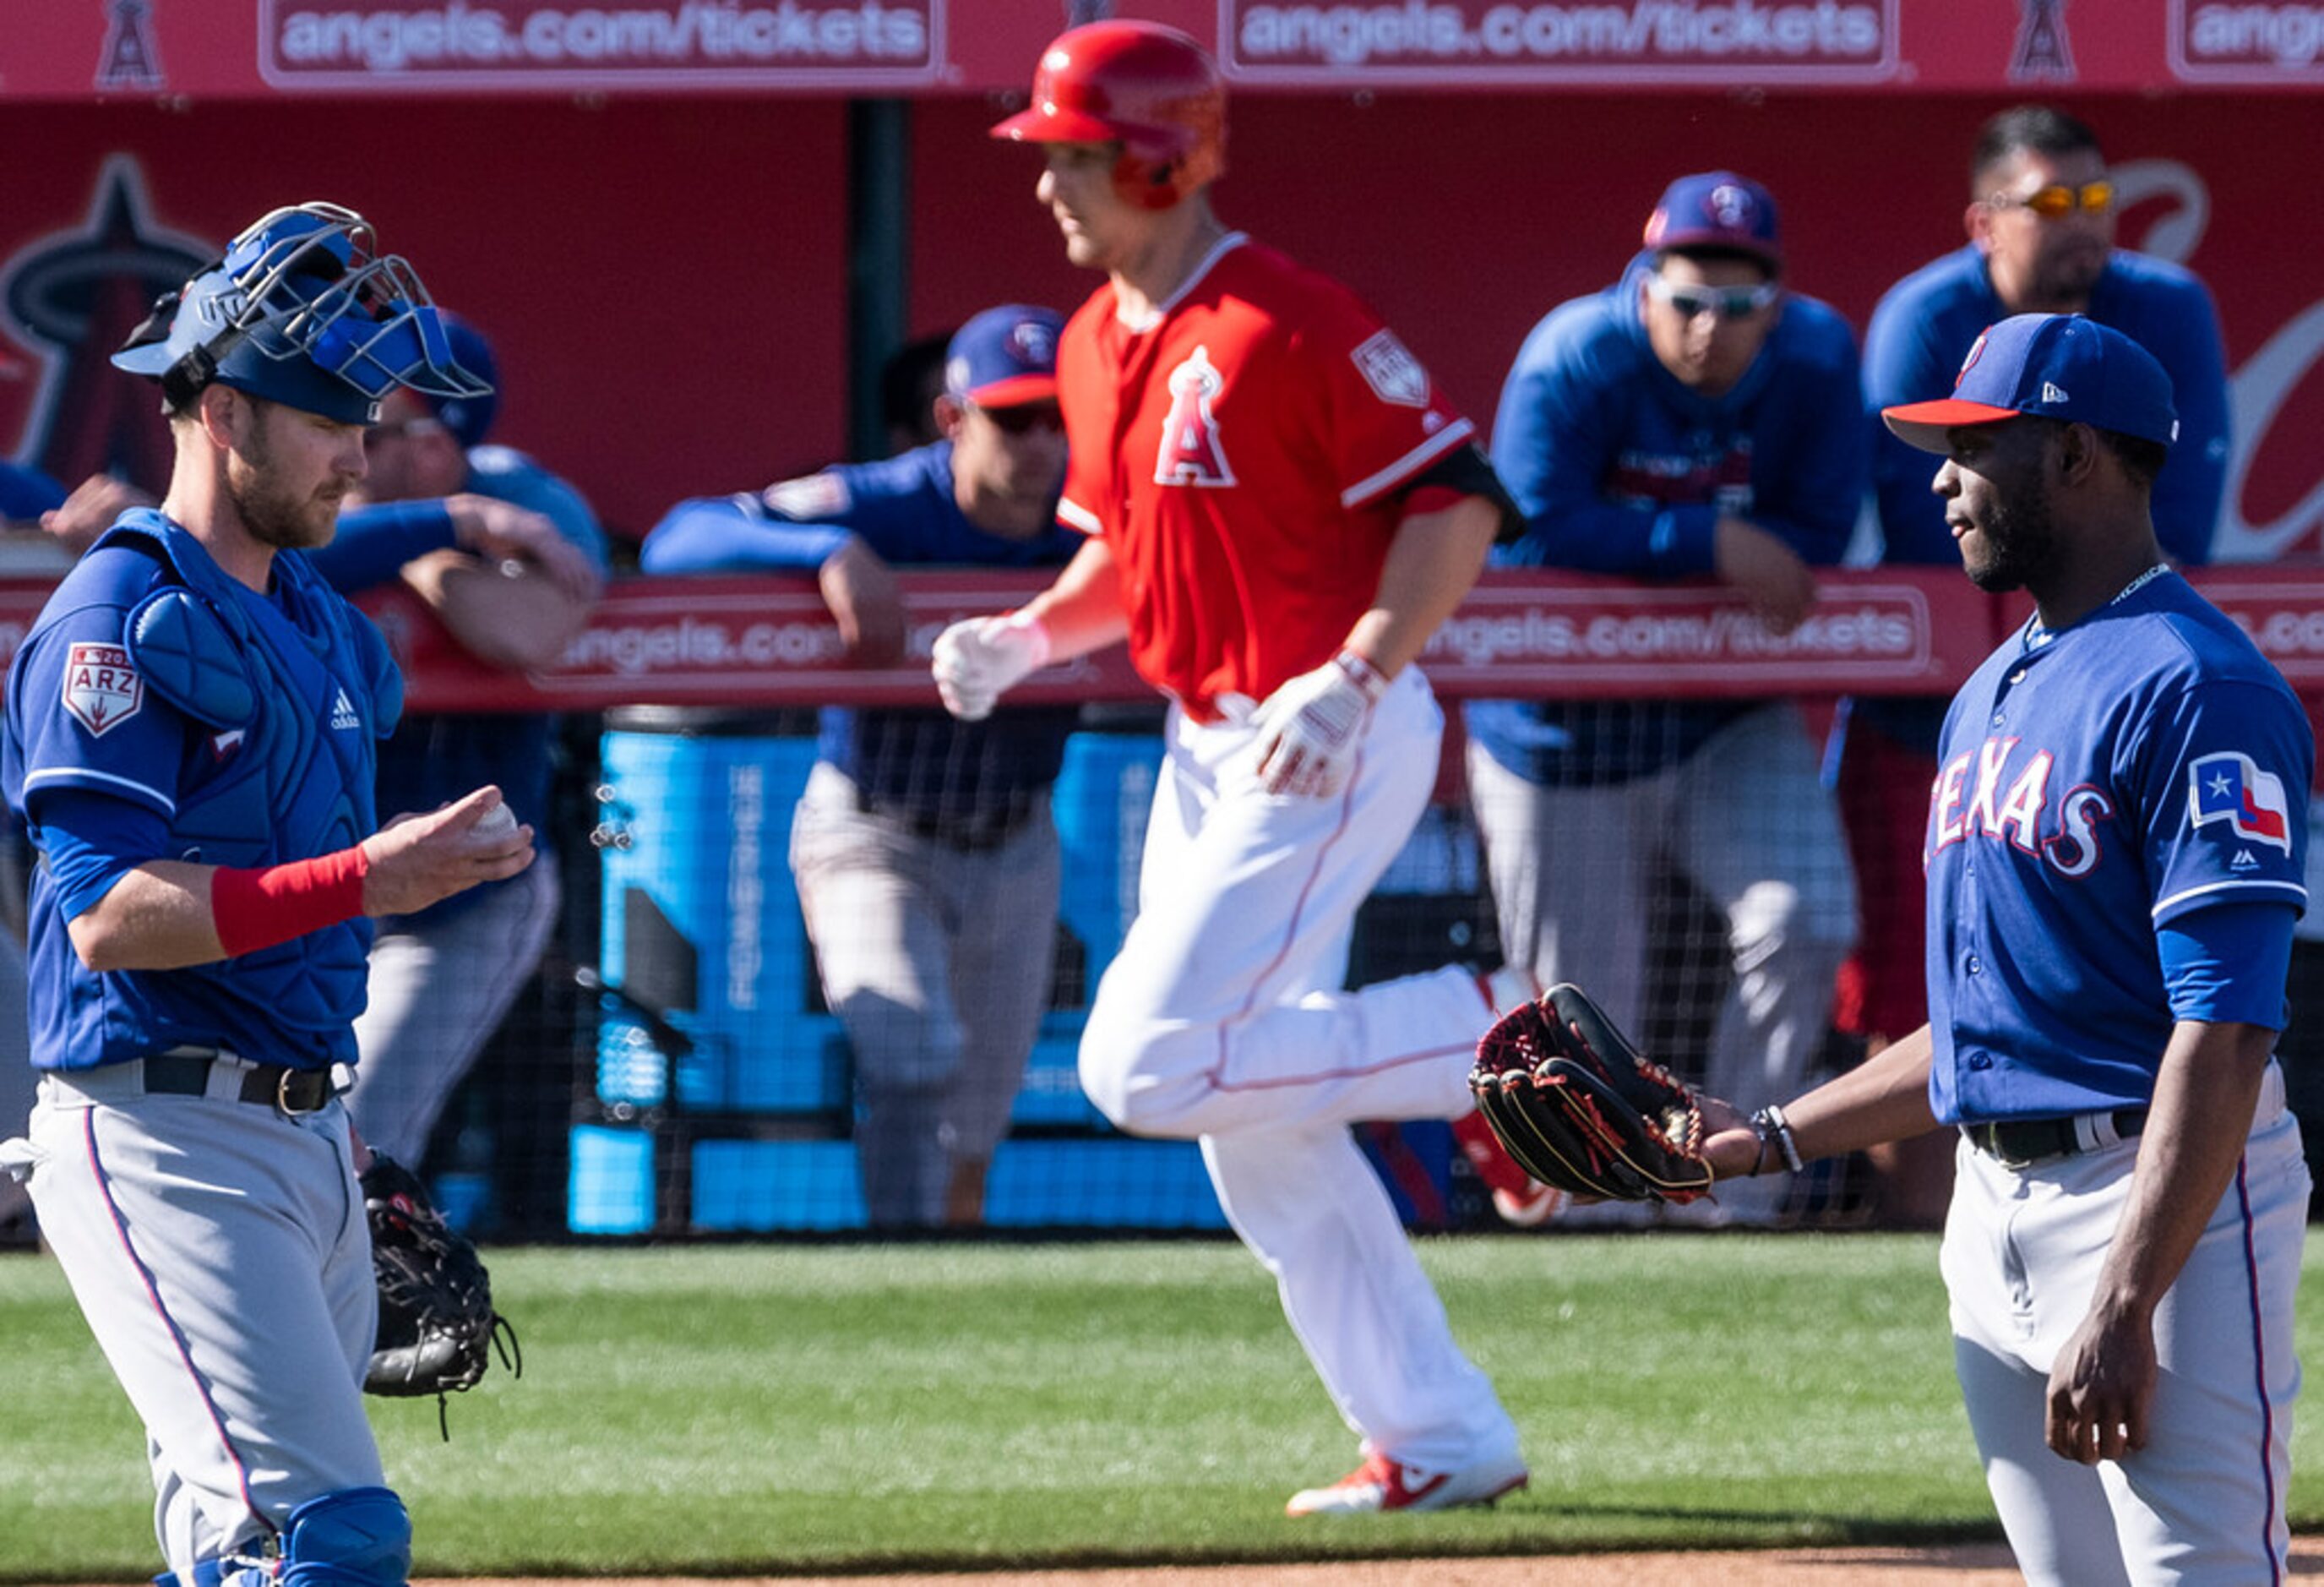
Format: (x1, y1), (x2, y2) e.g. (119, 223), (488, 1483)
(2233, 849), (2261, 871)
(329, 688), (360, 731)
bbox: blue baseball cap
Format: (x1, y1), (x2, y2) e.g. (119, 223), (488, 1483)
(1642, 171), (1782, 270)
(1883, 314), (2179, 455)
(421, 313), (499, 447)
(944, 304), (1062, 408)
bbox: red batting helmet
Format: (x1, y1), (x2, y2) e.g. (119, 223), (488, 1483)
(990, 20), (1226, 210)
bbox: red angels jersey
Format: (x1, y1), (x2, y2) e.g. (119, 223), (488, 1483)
(1055, 234), (1475, 719)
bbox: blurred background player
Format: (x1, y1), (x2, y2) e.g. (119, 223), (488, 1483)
(0, 201), (534, 1587)
(642, 304), (1079, 1230)
(1842, 106), (2231, 1224)
(939, 21), (1533, 1513)
(306, 312), (606, 1178)
(1469, 171), (1864, 1224)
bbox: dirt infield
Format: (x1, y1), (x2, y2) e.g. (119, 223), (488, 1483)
(444, 1538), (2324, 1584)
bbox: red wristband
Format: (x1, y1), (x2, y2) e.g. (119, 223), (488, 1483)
(211, 845), (372, 957)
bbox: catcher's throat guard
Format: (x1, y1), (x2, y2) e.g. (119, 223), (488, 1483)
(1469, 982), (1716, 1205)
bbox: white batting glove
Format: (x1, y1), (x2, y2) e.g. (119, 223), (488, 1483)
(931, 610), (1053, 722)
(1249, 650), (1390, 799)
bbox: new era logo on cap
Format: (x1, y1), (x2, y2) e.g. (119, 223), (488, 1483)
(1883, 314), (2179, 455)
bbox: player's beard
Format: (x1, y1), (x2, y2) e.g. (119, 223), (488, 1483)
(1962, 486), (2062, 594)
(226, 414), (341, 551)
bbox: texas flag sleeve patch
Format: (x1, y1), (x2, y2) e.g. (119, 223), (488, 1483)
(2186, 750), (2293, 852)
(61, 642), (143, 737)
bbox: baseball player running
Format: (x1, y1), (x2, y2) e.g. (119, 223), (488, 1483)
(0, 204), (533, 1587)
(938, 20), (1532, 1515)
(1695, 314), (2310, 1584)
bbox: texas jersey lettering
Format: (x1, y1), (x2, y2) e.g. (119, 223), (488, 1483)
(1925, 569), (2310, 1123)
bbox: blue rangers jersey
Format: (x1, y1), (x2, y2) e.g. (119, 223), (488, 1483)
(2, 511), (400, 1072)
(1472, 252), (1864, 786)
(1929, 567), (2310, 1123)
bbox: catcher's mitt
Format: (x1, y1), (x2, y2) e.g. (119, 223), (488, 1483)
(1468, 983), (1714, 1204)
(362, 1154), (520, 1433)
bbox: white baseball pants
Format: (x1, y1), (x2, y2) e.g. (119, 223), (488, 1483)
(1943, 1065), (2307, 1585)
(1079, 668), (1520, 1472)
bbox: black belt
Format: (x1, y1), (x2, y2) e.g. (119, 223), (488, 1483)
(1963, 1109), (2147, 1169)
(142, 1050), (345, 1115)
(854, 790), (1037, 853)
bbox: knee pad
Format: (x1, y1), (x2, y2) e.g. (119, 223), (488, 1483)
(275, 1486), (412, 1587)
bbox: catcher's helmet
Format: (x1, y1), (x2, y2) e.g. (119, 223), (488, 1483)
(990, 20), (1225, 210)
(112, 202), (491, 426)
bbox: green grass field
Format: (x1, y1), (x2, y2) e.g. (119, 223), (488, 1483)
(5, 1232), (2321, 1579)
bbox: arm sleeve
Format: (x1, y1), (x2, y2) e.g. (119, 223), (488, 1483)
(10, 605), (190, 820)
(1296, 295), (1476, 510)
(2134, 676), (2312, 927)
(2157, 900), (2296, 1028)
(30, 787), (176, 924)
(307, 501), (460, 592)
(640, 494), (851, 575)
(2145, 283), (2231, 569)
(1489, 308), (1717, 579)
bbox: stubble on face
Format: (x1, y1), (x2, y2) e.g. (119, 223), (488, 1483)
(224, 398), (350, 551)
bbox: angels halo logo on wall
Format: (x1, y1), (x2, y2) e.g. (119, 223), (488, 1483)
(63, 642), (143, 736)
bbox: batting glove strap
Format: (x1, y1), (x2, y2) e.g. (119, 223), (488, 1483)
(1249, 650), (1390, 799)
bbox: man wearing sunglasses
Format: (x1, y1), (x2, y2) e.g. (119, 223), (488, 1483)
(641, 304), (1080, 1230)
(1838, 106), (2231, 1227)
(1473, 170), (1864, 1228)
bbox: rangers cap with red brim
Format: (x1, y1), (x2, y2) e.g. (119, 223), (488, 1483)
(944, 304), (1063, 409)
(1883, 312), (2179, 455)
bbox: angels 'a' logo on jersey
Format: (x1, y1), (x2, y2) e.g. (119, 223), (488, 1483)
(1352, 330), (1430, 409)
(1154, 346), (1237, 488)
(2187, 751), (2294, 852)
(62, 642), (141, 736)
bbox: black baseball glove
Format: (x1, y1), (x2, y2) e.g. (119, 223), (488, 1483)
(1468, 982), (1715, 1204)
(361, 1154), (520, 1432)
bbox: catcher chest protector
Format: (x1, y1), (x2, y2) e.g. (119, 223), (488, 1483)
(990, 19), (1226, 210)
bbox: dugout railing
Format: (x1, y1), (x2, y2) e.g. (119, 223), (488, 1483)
(5, 567), (2320, 1239)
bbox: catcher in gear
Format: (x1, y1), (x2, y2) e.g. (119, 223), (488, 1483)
(362, 1153), (520, 1434)
(1470, 983), (1739, 1205)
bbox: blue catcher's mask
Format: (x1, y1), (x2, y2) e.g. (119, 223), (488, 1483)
(112, 202), (493, 426)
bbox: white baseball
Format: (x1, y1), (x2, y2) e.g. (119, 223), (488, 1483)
(473, 801), (520, 837)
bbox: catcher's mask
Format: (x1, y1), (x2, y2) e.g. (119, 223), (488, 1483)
(112, 201), (493, 426)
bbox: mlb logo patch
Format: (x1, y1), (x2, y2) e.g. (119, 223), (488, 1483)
(1351, 330), (1430, 408)
(2187, 751), (2293, 852)
(62, 642), (142, 737)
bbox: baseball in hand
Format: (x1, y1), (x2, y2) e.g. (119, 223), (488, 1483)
(473, 801), (520, 838)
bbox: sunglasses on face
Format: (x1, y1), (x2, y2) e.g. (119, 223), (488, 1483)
(1989, 179), (2115, 221)
(976, 401), (1064, 435)
(1646, 273), (1782, 321)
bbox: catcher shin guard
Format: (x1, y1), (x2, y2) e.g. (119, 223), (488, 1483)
(265, 1487), (410, 1587)
(1469, 983), (1715, 1204)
